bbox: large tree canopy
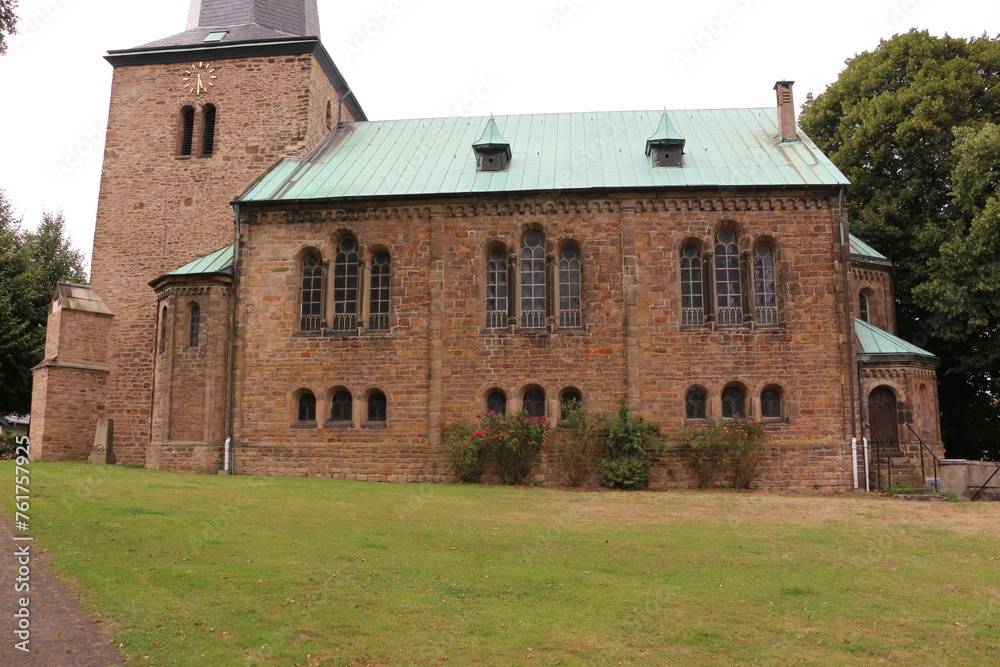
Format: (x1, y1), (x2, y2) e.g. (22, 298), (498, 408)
(0, 191), (87, 416)
(800, 30), (1000, 459)
(0, 0), (17, 55)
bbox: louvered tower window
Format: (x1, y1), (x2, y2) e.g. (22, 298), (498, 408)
(202, 104), (217, 156)
(369, 252), (390, 331)
(715, 229), (742, 326)
(520, 231), (546, 328)
(680, 244), (704, 327)
(332, 237), (359, 332)
(180, 107), (195, 156)
(753, 244), (778, 325)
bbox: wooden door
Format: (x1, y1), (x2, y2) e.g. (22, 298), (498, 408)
(868, 386), (899, 453)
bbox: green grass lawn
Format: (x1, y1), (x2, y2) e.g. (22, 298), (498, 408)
(4, 462), (1000, 666)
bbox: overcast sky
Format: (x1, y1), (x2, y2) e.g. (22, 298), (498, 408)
(0, 0), (995, 271)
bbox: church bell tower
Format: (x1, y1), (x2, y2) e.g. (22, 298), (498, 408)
(30, 0), (365, 466)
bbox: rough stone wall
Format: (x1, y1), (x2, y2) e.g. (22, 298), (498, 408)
(851, 264), (896, 333)
(230, 190), (859, 487)
(77, 51), (345, 466)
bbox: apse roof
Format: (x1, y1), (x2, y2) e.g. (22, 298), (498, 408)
(849, 234), (893, 267)
(161, 245), (234, 279)
(855, 319), (937, 362)
(238, 108), (850, 204)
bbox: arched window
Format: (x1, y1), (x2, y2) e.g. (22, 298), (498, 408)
(560, 390), (581, 421)
(722, 386), (746, 418)
(333, 237), (359, 332)
(298, 392), (317, 423)
(753, 243), (777, 325)
(300, 254), (323, 332)
(762, 388), (782, 420)
(329, 390), (352, 423)
(486, 247), (508, 329)
(487, 390), (507, 416)
(685, 389), (706, 419)
(520, 231), (546, 328)
(367, 391), (387, 424)
(522, 388), (545, 419)
(180, 107), (195, 156)
(559, 246), (582, 328)
(202, 104), (217, 156)
(158, 306), (168, 354)
(369, 251), (390, 331)
(680, 244), (704, 327)
(714, 229), (742, 326)
(859, 292), (869, 323)
(188, 303), (201, 348)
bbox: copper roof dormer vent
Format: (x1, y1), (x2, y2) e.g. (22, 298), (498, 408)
(645, 111), (685, 167)
(472, 115), (512, 172)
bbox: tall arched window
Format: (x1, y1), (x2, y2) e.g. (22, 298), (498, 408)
(715, 229), (742, 326)
(559, 246), (582, 328)
(487, 390), (507, 416)
(180, 107), (195, 156)
(367, 391), (387, 424)
(330, 390), (353, 423)
(188, 303), (201, 348)
(685, 389), (706, 419)
(859, 292), (869, 323)
(680, 244), (704, 327)
(486, 247), (508, 329)
(522, 388), (545, 419)
(333, 237), (359, 332)
(722, 386), (746, 418)
(520, 231), (546, 328)
(369, 251), (390, 331)
(202, 104), (217, 156)
(297, 392), (317, 423)
(300, 254), (323, 332)
(753, 243), (777, 325)
(762, 388), (782, 420)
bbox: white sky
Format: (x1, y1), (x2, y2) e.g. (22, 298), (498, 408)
(0, 0), (995, 272)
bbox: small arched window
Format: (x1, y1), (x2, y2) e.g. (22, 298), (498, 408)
(486, 247), (508, 329)
(180, 107), (195, 156)
(188, 303), (201, 348)
(298, 392), (317, 423)
(333, 237), (360, 332)
(560, 390), (582, 421)
(369, 251), (390, 331)
(300, 254), (323, 332)
(859, 292), (869, 323)
(522, 388), (545, 419)
(202, 104), (217, 156)
(367, 391), (387, 424)
(520, 231), (546, 328)
(685, 389), (706, 420)
(487, 390), (507, 416)
(715, 229), (742, 326)
(762, 389), (782, 420)
(753, 243), (777, 325)
(722, 387), (746, 419)
(559, 246), (582, 328)
(330, 390), (353, 423)
(680, 244), (704, 327)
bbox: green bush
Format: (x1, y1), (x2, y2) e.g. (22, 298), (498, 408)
(597, 402), (662, 491)
(557, 401), (604, 487)
(0, 433), (18, 459)
(442, 411), (548, 485)
(680, 418), (766, 489)
(442, 420), (487, 483)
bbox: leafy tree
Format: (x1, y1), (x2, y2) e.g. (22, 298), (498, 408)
(0, 191), (87, 416)
(0, 0), (17, 55)
(799, 30), (1000, 459)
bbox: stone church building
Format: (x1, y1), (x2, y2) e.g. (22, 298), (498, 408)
(30, 0), (943, 489)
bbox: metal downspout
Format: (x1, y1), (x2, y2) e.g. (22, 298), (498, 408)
(839, 186), (860, 486)
(225, 203), (242, 475)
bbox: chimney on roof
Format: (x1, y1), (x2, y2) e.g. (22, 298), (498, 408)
(773, 80), (798, 142)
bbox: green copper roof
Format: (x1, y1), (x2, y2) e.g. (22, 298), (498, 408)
(855, 319), (936, 361)
(238, 108), (850, 203)
(849, 234), (891, 265)
(167, 244), (234, 276)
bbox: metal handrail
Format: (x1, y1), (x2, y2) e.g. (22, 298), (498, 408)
(905, 423), (940, 493)
(970, 466), (1000, 502)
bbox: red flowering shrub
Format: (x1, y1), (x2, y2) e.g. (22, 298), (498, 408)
(442, 411), (547, 485)
(680, 418), (766, 488)
(442, 419), (487, 483)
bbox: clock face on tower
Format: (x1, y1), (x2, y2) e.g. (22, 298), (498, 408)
(182, 62), (217, 95)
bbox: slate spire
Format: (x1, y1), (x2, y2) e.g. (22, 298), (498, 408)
(186, 0), (320, 37)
